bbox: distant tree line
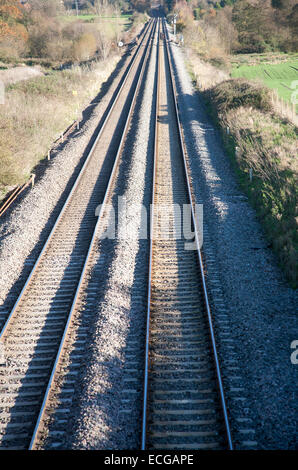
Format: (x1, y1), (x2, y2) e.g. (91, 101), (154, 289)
(169, 0), (297, 53)
(0, 0), (133, 61)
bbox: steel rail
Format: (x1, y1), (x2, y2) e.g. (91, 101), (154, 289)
(141, 17), (160, 451)
(29, 19), (157, 450)
(0, 19), (153, 345)
(162, 18), (233, 450)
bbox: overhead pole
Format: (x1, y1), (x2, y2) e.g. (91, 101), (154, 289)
(173, 14), (177, 41)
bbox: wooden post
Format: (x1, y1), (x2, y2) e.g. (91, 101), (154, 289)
(47, 150), (51, 161)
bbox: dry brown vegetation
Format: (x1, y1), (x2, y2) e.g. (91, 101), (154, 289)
(203, 79), (298, 287)
(169, 0), (297, 58)
(185, 48), (229, 89)
(0, 56), (120, 194)
(0, 0), (145, 63)
(168, 1), (238, 64)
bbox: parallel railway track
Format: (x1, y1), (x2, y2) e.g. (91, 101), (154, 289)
(0, 19), (156, 450)
(141, 19), (233, 450)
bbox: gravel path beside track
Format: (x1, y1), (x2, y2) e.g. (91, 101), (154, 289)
(168, 34), (297, 450)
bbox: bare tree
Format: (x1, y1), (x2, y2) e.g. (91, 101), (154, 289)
(96, 30), (112, 59)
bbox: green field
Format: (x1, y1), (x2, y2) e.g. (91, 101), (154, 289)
(231, 58), (298, 104)
(58, 14), (132, 37)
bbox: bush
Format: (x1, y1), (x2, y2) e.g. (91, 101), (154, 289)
(176, 20), (186, 32)
(207, 78), (273, 115)
(193, 8), (201, 20)
(72, 33), (97, 61)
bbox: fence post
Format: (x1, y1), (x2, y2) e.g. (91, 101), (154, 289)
(235, 147), (241, 159)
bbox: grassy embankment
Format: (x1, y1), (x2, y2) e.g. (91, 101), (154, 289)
(0, 13), (147, 201)
(187, 51), (297, 287)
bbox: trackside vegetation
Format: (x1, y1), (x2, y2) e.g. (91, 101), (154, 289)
(204, 80), (297, 287)
(171, 0), (298, 287)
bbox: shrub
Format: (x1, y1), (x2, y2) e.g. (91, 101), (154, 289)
(176, 20), (186, 32)
(72, 33), (97, 61)
(207, 78), (273, 115)
(193, 8), (201, 20)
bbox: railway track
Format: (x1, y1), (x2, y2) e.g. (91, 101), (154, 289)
(141, 19), (233, 450)
(0, 15), (234, 451)
(0, 18), (156, 450)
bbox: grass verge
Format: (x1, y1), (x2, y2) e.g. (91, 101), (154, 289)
(202, 78), (297, 288)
